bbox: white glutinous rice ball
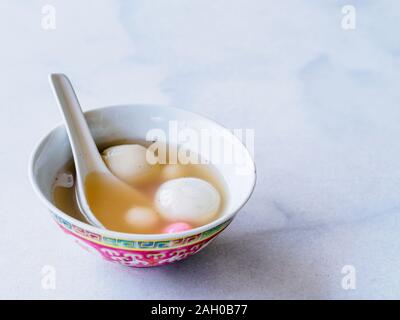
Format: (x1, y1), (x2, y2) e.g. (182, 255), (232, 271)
(160, 164), (189, 181)
(102, 144), (159, 185)
(125, 206), (160, 230)
(155, 177), (221, 225)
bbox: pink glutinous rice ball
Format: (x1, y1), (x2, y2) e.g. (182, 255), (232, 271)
(163, 222), (193, 234)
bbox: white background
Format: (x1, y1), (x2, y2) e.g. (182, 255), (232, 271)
(1, 0), (399, 299)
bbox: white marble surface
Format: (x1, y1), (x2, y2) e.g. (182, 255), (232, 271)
(1, 0), (400, 299)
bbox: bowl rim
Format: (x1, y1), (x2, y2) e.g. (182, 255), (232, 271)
(29, 104), (257, 241)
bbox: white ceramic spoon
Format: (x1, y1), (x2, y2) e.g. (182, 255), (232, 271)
(49, 73), (150, 229)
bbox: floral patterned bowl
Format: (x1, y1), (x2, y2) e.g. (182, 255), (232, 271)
(29, 105), (256, 267)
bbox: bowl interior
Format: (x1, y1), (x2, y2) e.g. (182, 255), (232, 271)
(31, 105), (256, 235)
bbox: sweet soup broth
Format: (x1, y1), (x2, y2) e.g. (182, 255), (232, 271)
(53, 141), (227, 234)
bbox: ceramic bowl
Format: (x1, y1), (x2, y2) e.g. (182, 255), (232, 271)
(29, 105), (256, 267)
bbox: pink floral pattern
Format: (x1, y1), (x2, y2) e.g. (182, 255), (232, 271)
(57, 218), (230, 267)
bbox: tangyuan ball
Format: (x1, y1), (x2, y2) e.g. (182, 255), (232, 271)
(102, 144), (160, 185)
(163, 222), (193, 234)
(155, 177), (221, 225)
(160, 164), (189, 181)
(125, 206), (160, 231)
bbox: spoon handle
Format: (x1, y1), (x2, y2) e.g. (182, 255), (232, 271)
(49, 73), (107, 175)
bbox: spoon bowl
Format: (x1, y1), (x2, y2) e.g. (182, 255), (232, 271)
(49, 74), (151, 229)
(29, 104), (256, 267)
